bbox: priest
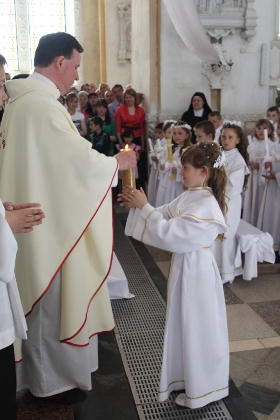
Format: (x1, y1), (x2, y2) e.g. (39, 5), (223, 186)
(0, 33), (136, 405)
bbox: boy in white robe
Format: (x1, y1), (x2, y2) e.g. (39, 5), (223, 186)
(120, 142), (229, 409)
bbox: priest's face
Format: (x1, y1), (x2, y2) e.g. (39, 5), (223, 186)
(59, 49), (81, 95)
(0, 65), (8, 107)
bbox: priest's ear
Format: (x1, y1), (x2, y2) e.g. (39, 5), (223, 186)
(53, 56), (65, 71)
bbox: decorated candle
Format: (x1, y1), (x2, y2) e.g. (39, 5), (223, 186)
(167, 139), (175, 180)
(121, 144), (136, 188)
(148, 138), (153, 153)
(264, 129), (270, 157)
(157, 139), (161, 150)
(247, 135), (253, 147)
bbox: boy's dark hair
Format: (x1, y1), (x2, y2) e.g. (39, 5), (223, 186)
(12, 73), (29, 79)
(208, 111), (222, 119)
(267, 106), (279, 114)
(88, 92), (98, 99)
(194, 120), (215, 139)
(0, 54), (7, 66)
(122, 128), (134, 139)
(90, 116), (103, 129)
(155, 122), (164, 130)
(34, 32), (84, 67)
(112, 84), (123, 90)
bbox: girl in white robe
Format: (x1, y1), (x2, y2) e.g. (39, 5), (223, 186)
(165, 121), (192, 204)
(257, 133), (280, 252)
(121, 141), (229, 409)
(242, 119), (274, 226)
(211, 121), (250, 283)
(155, 122), (174, 207)
(147, 122), (165, 206)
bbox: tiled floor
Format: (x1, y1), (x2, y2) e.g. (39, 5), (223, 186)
(145, 244), (280, 420)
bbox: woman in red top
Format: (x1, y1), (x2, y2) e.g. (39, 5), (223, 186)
(115, 88), (145, 150)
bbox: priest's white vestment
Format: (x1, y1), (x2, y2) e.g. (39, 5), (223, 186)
(125, 188), (229, 409)
(211, 149), (250, 283)
(0, 76), (118, 396)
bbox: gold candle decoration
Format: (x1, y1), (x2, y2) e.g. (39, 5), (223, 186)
(121, 144), (136, 188)
(167, 138), (175, 180)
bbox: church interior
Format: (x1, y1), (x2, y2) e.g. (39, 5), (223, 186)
(1, 0), (280, 419)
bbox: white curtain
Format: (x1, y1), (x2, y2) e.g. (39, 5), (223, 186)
(162, 0), (220, 64)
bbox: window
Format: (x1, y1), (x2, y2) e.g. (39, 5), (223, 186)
(0, 0), (78, 75)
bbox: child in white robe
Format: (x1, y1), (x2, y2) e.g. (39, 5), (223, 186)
(194, 120), (215, 143)
(165, 121), (192, 204)
(155, 121), (175, 207)
(242, 119), (274, 226)
(147, 122), (164, 206)
(208, 111), (223, 144)
(257, 124), (280, 253)
(121, 142), (229, 409)
(211, 121), (250, 283)
(266, 106), (279, 139)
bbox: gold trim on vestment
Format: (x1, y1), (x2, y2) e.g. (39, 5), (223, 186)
(140, 209), (156, 242)
(167, 205), (174, 219)
(180, 213), (225, 225)
(159, 382), (229, 400)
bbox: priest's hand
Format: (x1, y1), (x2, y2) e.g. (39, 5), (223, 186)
(3, 202), (42, 211)
(114, 150), (137, 170)
(122, 186), (148, 210)
(5, 205), (45, 233)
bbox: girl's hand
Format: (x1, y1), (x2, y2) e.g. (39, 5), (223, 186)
(117, 193), (136, 209)
(262, 172), (276, 180)
(160, 164), (165, 171)
(171, 167), (177, 174)
(250, 161), (259, 170)
(151, 156), (158, 162)
(122, 186), (148, 209)
(264, 161), (272, 170)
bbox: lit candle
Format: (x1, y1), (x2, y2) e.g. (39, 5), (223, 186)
(121, 144), (136, 188)
(264, 129), (270, 157)
(148, 138), (153, 153)
(167, 139), (175, 180)
(156, 139), (161, 150)
(247, 135), (253, 147)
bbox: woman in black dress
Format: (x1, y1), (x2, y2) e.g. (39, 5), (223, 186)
(181, 92), (212, 143)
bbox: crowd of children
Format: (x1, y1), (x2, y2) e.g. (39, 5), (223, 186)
(147, 107), (280, 285)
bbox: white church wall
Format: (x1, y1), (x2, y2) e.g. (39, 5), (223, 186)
(160, 0), (278, 122)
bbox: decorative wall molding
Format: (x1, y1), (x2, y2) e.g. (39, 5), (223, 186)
(221, 113), (264, 122)
(15, 0), (31, 72)
(269, 40), (280, 86)
(118, 3), (131, 64)
(196, 0), (257, 41)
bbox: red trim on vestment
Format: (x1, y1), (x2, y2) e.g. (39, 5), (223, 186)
(60, 327), (115, 347)
(25, 162), (119, 318)
(15, 359), (22, 364)
(60, 193), (116, 345)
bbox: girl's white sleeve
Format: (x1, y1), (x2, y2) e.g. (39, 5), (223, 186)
(131, 203), (222, 254)
(0, 201), (18, 283)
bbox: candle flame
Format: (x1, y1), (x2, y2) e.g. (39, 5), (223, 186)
(125, 144), (129, 151)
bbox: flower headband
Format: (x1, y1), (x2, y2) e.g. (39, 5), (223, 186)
(213, 150), (226, 168)
(222, 120), (242, 128)
(164, 119), (176, 124)
(171, 123), (192, 131)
